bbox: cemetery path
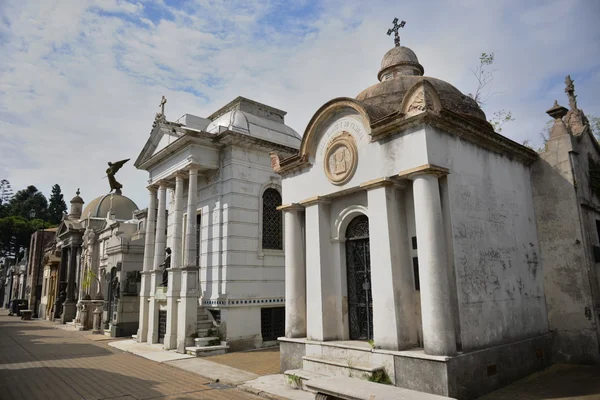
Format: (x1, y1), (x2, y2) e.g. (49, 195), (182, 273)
(0, 311), (262, 400)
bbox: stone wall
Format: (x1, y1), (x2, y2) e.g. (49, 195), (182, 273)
(531, 130), (600, 363)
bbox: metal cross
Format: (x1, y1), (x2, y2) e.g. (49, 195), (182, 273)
(387, 18), (406, 47)
(159, 95), (167, 115)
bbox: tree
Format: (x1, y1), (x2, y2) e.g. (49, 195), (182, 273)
(8, 185), (48, 220)
(0, 216), (52, 262)
(468, 52), (515, 132)
(47, 184), (67, 225)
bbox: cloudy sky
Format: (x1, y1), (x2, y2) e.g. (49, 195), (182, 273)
(1, 0), (599, 210)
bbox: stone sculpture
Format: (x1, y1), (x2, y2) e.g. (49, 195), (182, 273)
(106, 159), (130, 195)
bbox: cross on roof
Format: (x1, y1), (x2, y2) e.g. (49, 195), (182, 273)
(159, 95), (167, 115)
(387, 18), (406, 47)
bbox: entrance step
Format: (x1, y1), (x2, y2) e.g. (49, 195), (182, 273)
(284, 369), (326, 392)
(305, 376), (455, 400)
(185, 342), (229, 357)
(302, 355), (384, 380)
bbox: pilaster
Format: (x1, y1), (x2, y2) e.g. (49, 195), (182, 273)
(282, 204), (306, 338)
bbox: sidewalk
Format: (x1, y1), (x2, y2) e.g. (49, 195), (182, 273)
(0, 311), (261, 400)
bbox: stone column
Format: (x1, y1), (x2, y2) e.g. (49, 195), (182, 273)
(138, 185), (157, 343)
(61, 245), (78, 323)
(53, 248), (67, 320)
(283, 205), (306, 338)
(364, 180), (417, 350)
(177, 168), (199, 353)
(148, 182), (167, 344)
(302, 197), (338, 341)
(411, 171), (457, 356)
(165, 173), (185, 350)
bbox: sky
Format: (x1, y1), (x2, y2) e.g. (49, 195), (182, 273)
(1, 0), (599, 210)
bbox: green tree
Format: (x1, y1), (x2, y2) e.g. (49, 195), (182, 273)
(0, 179), (13, 218)
(0, 216), (51, 262)
(47, 184), (67, 225)
(8, 185), (48, 220)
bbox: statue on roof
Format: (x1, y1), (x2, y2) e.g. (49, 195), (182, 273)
(564, 74), (589, 136)
(106, 159), (130, 195)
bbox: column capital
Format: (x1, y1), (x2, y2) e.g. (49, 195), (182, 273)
(146, 184), (159, 193)
(174, 171), (187, 179)
(187, 167), (199, 175)
(398, 164), (450, 180)
(359, 177), (395, 190)
(156, 180), (170, 189)
(278, 203), (304, 212)
(299, 196), (331, 207)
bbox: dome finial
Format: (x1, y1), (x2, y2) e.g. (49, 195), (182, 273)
(386, 18), (406, 47)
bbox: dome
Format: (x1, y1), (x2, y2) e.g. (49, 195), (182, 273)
(81, 193), (139, 221)
(70, 188), (84, 204)
(357, 45), (486, 122)
(378, 46), (424, 80)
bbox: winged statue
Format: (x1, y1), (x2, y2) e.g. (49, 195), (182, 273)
(106, 159), (130, 194)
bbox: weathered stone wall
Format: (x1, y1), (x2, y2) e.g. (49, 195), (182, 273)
(531, 130), (600, 363)
(427, 127), (549, 351)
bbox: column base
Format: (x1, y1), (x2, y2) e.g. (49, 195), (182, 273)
(61, 301), (77, 324)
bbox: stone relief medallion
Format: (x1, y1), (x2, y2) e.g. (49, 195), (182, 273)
(324, 132), (358, 185)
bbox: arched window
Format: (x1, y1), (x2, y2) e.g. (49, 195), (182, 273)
(262, 188), (282, 250)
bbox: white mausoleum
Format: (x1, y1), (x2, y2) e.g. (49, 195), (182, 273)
(135, 97), (300, 353)
(272, 43), (551, 399)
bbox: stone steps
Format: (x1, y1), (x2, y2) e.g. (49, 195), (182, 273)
(302, 355), (384, 380)
(185, 341), (229, 357)
(284, 369), (327, 392)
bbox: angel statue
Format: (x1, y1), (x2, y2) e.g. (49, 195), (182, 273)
(106, 159), (130, 194)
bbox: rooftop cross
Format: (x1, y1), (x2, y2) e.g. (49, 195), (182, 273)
(387, 18), (406, 47)
(159, 95), (167, 116)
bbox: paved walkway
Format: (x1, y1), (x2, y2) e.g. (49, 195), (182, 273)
(207, 347), (280, 376)
(0, 312), (260, 400)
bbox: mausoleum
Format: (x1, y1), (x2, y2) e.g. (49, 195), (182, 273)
(272, 37), (551, 398)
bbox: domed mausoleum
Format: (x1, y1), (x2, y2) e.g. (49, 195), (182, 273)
(272, 30), (549, 400)
(82, 193), (139, 221)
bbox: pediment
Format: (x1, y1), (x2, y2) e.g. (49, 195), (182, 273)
(134, 122), (183, 169)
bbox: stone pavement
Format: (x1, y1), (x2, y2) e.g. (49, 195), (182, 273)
(477, 363), (600, 400)
(206, 347), (281, 376)
(0, 311), (261, 400)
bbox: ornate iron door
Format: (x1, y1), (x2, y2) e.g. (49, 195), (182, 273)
(345, 215), (373, 340)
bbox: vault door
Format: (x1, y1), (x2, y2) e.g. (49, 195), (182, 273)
(345, 215), (373, 340)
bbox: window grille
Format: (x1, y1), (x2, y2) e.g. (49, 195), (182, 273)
(261, 307), (285, 341)
(262, 189), (282, 250)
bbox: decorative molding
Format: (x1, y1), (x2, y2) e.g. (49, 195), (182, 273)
(299, 196), (332, 207)
(324, 131), (359, 186)
(359, 177), (394, 190)
(277, 203), (304, 211)
(398, 164), (450, 179)
(401, 80), (442, 117)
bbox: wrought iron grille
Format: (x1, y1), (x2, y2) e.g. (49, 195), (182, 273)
(261, 307), (285, 341)
(262, 189), (282, 250)
(345, 215), (373, 340)
(195, 214), (201, 266)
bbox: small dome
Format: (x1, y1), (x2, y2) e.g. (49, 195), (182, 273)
(378, 46), (424, 80)
(358, 45), (487, 122)
(81, 193), (139, 221)
(70, 189), (84, 204)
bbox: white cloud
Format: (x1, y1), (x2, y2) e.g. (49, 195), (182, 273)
(0, 0), (598, 209)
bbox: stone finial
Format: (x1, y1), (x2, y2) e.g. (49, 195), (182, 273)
(546, 100), (569, 138)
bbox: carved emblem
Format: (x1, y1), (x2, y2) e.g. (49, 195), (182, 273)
(407, 90), (433, 115)
(324, 132), (358, 185)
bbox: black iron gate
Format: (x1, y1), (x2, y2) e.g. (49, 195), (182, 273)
(158, 310), (167, 344)
(345, 215), (373, 340)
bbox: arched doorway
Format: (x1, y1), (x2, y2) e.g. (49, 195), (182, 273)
(345, 215), (373, 340)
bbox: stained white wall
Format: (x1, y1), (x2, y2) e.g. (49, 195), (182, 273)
(425, 127), (548, 351)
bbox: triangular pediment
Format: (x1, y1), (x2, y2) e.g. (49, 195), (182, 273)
(134, 122), (183, 169)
